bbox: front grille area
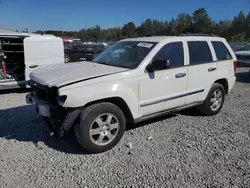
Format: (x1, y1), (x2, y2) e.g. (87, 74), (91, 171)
(28, 80), (57, 105)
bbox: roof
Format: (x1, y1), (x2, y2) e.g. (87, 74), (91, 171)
(122, 36), (172, 42)
(0, 28), (59, 39)
(121, 36), (224, 43)
(0, 28), (22, 34)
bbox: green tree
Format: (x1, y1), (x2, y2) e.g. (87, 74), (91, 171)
(122, 22), (136, 38)
(245, 12), (250, 38)
(192, 8), (213, 33)
(36, 8), (250, 42)
(143, 19), (153, 36)
(168, 18), (178, 35)
(216, 20), (232, 34)
(175, 13), (193, 34)
(233, 10), (246, 26)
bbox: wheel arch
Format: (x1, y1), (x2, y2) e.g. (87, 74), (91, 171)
(214, 78), (229, 94)
(62, 96), (135, 132)
(84, 97), (134, 123)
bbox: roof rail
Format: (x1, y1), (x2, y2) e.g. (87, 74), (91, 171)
(180, 32), (218, 37)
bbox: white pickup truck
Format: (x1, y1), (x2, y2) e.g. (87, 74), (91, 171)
(26, 35), (237, 153)
(0, 31), (64, 90)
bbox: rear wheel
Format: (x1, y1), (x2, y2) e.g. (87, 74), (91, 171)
(75, 102), (126, 153)
(199, 83), (225, 116)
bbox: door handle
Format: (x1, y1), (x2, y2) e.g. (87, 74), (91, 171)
(208, 67), (216, 72)
(175, 73), (186, 78)
(29, 65), (38, 68)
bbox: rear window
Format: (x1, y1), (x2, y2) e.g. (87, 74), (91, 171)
(188, 41), (213, 65)
(212, 41), (232, 60)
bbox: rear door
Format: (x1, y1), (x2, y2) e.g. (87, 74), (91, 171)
(185, 40), (218, 104)
(24, 37), (64, 81)
(211, 41), (235, 80)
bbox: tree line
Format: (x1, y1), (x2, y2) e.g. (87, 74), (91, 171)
(35, 8), (250, 42)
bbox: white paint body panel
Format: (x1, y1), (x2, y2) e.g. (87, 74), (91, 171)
(29, 36), (236, 120)
(24, 36), (64, 80)
(29, 61), (128, 87)
(0, 32), (64, 89)
(139, 67), (188, 116)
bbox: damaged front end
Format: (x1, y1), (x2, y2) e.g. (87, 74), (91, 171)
(26, 80), (81, 137)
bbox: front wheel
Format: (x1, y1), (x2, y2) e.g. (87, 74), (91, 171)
(75, 102), (126, 153)
(199, 83), (225, 116)
(64, 54), (71, 63)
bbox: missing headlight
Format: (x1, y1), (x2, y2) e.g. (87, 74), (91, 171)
(58, 95), (67, 103)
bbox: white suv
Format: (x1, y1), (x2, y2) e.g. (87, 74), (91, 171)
(26, 35), (237, 153)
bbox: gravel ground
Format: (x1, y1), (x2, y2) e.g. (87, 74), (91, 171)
(0, 67), (250, 188)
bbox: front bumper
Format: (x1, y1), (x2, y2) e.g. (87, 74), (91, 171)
(26, 92), (80, 132)
(26, 93), (51, 117)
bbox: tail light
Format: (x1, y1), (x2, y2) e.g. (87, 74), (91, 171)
(233, 61), (237, 73)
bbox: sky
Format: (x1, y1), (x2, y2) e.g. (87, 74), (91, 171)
(0, 0), (249, 31)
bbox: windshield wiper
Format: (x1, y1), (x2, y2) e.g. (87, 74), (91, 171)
(116, 64), (130, 69)
(99, 61), (110, 65)
(93, 61), (130, 69)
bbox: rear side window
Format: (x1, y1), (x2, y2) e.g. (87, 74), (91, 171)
(154, 42), (184, 68)
(212, 41), (232, 60)
(188, 41), (213, 65)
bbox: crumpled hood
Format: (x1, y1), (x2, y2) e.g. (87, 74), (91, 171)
(235, 51), (250, 56)
(29, 61), (128, 87)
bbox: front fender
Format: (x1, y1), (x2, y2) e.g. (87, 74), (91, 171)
(59, 78), (140, 119)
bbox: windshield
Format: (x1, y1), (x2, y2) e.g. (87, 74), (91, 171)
(242, 45), (250, 51)
(93, 41), (157, 69)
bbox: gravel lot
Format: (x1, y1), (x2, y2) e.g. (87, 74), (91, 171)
(0, 67), (250, 188)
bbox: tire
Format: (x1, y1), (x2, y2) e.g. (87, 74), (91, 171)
(199, 83), (225, 116)
(64, 54), (71, 63)
(75, 102), (126, 153)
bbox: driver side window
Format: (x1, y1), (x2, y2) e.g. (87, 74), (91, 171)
(153, 42), (184, 70)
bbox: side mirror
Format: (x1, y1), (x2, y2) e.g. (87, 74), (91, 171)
(146, 59), (170, 72)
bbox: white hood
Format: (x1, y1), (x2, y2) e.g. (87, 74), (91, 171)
(29, 61), (128, 87)
(235, 51), (250, 56)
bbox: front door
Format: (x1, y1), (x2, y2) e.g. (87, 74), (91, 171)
(139, 42), (188, 116)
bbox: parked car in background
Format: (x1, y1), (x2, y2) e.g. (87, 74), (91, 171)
(63, 38), (73, 49)
(27, 35), (237, 153)
(62, 38), (81, 49)
(0, 31), (64, 90)
(64, 42), (105, 63)
(235, 43), (250, 65)
(230, 42), (248, 52)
